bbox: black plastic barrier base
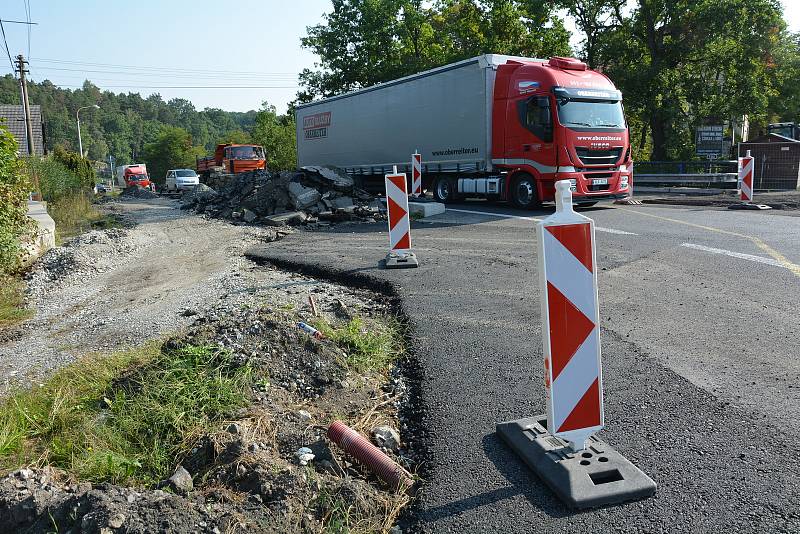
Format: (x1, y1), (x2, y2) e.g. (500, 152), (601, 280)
(728, 202), (772, 210)
(496, 415), (656, 509)
(382, 251), (419, 269)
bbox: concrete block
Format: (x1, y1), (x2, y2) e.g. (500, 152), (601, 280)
(408, 201), (445, 218)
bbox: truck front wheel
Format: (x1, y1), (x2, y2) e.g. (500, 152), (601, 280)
(510, 174), (541, 209)
(433, 176), (456, 203)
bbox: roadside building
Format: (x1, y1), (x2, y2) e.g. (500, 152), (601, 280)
(0, 104), (45, 156)
(739, 133), (800, 190)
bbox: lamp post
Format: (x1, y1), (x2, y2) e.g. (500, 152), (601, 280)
(76, 105), (99, 157)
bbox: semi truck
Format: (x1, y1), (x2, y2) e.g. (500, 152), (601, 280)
(295, 54), (632, 207)
(196, 143), (267, 177)
(115, 164), (155, 191)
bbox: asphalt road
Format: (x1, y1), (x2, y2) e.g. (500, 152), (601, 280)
(247, 201), (800, 533)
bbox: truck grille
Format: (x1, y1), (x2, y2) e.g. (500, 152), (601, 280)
(575, 147), (623, 166)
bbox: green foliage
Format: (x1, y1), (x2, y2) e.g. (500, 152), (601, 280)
(251, 104), (297, 171)
(0, 125), (30, 275)
(0, 343), (253, 484)
(53, 146), (96, 188)
(314, 316), (403, 374)
(298, 0), (571, 101)
(0, 77), (258, 163)
(0, 276), (32, 326)
(143, 126), (205, 184)
(587, 0), (786, 159)
(21, 156), (84, 203)
(216, 129), (251, 145)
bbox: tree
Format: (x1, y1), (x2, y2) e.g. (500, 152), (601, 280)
(143, 126), (204, 184)
(586, 0), (785, 159)
(216, 130), (251, 145)
(251, 105), (297, 171)
(298, 0), (572, 101)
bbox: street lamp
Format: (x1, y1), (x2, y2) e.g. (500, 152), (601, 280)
(76, 104), (99, 157)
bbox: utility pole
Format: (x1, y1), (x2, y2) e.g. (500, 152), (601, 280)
(15, 54), (35, 156)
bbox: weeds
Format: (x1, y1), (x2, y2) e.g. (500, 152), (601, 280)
(0, 276), (32, 327)
(0, 342), (253, 484)
(315, 316), (403, 374)
(48, 193), (118, 242)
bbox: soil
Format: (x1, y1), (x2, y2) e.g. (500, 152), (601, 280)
(637, 189), (800, 211)
(0, 196), (416, 533)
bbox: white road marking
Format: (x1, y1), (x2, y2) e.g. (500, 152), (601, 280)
(445, 208), (541, 222)
(680, 243), (786, 269)
(445, 208), (638, 235)
(595, 227), (638, 235)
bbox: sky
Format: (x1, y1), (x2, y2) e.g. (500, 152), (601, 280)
(1, 0), (799, 115)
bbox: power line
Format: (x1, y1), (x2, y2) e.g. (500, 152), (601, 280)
(0, 20), (14, 71)
(29, 65), (298, 80)
(30, 57), (297, 76)
(0, 19), (36, 25)
(42, 84), (299, 89)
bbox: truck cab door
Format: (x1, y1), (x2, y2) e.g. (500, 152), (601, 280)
(505, 95), (555, 168)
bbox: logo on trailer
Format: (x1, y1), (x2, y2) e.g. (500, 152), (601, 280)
(303, 112), (331, 140)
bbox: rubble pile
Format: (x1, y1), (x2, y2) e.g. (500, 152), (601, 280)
(120, 185), (158, 199)
(181, 167), (385, 227)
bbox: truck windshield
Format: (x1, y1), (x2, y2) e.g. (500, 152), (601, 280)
(557, 99), (625, 129)
(176, 170), (197, 177)
(228, 146), (264, 159)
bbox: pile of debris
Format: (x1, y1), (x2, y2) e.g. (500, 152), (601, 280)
(181, 167), (385, 227)
(120, 185), (158, 199)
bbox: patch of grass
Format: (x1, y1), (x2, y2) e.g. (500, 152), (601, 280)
(315, 316), (403, 374)
(48, 193), (119, 242)
(0, 276), (32, 327)
(0, 342), (253, 485)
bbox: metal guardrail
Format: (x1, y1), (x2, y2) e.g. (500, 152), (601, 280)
(635, 173), (737, 188)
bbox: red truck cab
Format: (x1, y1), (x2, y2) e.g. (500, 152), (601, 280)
(123, 164), (155, 191)
(491, 57), (631, 206)
(197, 144), (267, 177)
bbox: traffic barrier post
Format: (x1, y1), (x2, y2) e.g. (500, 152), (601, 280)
(740, 151), (754, 202)
(411, 151), (422, 197)
(382, 167), (419, 269)
(729, 150), (771, 210)
(496, 179), (656, 508)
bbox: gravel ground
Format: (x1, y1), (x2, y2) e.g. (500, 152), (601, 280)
(0, 197), (368, 394)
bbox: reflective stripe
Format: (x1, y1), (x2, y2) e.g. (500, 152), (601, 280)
(492, 158), (576, 174)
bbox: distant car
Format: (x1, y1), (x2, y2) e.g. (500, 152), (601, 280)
(165, 169), (200, 191)
(95, 183), (109, 194)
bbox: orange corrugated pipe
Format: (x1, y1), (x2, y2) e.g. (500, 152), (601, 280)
(327, 420), (413, 491)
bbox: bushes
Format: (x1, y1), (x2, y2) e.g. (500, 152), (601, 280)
(0, 125), (30, 275)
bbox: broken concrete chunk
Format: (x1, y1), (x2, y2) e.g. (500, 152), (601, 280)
(242, 209), (258, 223)
(330, 196), (355, 210)
(301, 166), (355, 189)
(371, 426), (401, 452)
(167, 465), (193, 494)
(288, 181), (322, 209)
(295, 447), (315, 466)
(266, 211), (308, 226)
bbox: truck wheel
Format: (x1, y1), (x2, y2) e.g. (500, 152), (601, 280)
(433, 177), (456, 203)
(511, 174), (541, 209)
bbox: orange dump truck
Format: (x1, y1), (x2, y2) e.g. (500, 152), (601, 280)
(196, 144), (267, 177)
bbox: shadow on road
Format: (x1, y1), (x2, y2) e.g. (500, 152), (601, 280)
(418, 433), (577, 524)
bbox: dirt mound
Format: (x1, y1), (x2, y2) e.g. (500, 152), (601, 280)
(0, 283), (415, 533)
(182, 168), (384, 227)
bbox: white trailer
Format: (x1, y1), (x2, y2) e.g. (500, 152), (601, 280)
(295, 55), (537, 176)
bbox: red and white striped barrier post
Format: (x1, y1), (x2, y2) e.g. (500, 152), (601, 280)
(537, 180), (603, 451)
(739, 150), (754, 202)
(383, 167), (419, 268)
(411, 151), (422, 197)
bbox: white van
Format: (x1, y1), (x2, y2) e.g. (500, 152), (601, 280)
(165, 169), (200, 191)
